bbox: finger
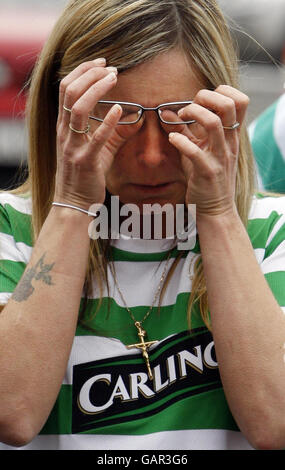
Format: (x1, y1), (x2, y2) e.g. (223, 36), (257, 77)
(62, 66), (117, 131)
(64, 66), (117, 110)
(191, 89), (239, 150)
(193, 89), (237, 129)
(88, 104), (123, 167)
(159, 109), (187, 134)
(215, 85), (249, 129)
(168, 131), (208, 174)
(178, 102), (226, 154)
(69, 72), (118, 138)
(58, 58), (106, 123)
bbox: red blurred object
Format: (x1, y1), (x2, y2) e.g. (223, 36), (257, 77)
(0, 41), (42, 118)
(0, 9), (58, 118)
(0, 7), (60, 166)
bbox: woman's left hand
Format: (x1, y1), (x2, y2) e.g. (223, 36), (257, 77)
(168, 85), (249, 217)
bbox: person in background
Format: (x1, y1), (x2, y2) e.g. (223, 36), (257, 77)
(249, 92), (285, 193)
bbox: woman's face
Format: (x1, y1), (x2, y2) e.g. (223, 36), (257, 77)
(105, 49), (205, 210)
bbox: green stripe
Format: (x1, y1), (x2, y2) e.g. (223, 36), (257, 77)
(41, 385), (238, 435)
(252, 102), (285, 192)
(265, 271), (285, 305)
(0, 259), (26, 292)
(77, 293), (204, 345)
(83, 381), (222, 431)
(79, 329), (207, 372)
(111, 245), (193, 262)
(265, 220), (285, 258)
(40, 385), (72, 434)
(247, 212), (282, 250)
(0, 205), (12, 236)
(4, 204), (33, 246)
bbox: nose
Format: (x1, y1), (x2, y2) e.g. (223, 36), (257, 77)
(137, 113), (169, 168)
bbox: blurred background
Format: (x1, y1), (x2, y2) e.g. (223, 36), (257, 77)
(0, 0), (285, 189)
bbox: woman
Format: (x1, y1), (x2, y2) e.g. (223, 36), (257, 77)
(0, 0), (284, 450)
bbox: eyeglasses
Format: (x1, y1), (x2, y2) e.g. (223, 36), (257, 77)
(88, 100), (196, 125)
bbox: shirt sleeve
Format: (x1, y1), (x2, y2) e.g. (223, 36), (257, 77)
(251, 196), (285, 314)
(0, 202), (29, 305)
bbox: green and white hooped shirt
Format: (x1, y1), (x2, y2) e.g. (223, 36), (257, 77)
(0, 192), (284, 450)
(249, 93), (285, 193)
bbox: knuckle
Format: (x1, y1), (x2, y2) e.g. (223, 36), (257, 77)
(223, 97), (235, 112)
(239, 94), (250, 108)
(204, 165), (223, 181)
(70, 104), (84, 119)
(91, 133), (102, 147)
(64, 85), (77, 103)
(216, 84), (232, 94)
(61, 143), (74, 160)
(196, 89), (207, 101)
(215, 84), (227, 93)
(79, 60), (97, 73)
(59, 78), (69, 94)
(191, 147), (201, 160)
(56, 126), (66, 144)
(92, 127), (106, 145)
(207, 115), (221, 130)
(89, 66), (107, 79)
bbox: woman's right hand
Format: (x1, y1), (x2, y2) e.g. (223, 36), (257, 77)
(54, 58), (137, 210)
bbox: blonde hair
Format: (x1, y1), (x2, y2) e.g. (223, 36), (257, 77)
(19, 0), (255, 330)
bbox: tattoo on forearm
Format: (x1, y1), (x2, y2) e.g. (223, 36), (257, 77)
(12, 253), (55, 302)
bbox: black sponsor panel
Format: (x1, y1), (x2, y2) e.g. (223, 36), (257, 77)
(72, 329), (221, 433)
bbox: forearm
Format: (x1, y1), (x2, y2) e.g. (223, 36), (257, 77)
(197, 209), (285, 449)
(0, 206), (91, 445)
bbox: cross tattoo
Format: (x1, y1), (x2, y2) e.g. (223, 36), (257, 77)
(127, 321), (158, 380)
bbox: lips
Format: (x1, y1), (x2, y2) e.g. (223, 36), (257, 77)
(132, 182), (173, 193)
(133, 182), (171, 187)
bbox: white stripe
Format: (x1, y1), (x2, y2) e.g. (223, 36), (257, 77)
(64, 334), (172, 385)
(90, 254), (196, 307)
(249, 195), (285, 220)
(112, 233), (176, 253)
(0, 232), (32, 263)
(260, 240), (285, 275)
(0, 293), (11, 305)
(0, 428), (254, 450)
(254, 248), (265, 264)
(265, 215), (285, 248)
(274, 93), (285, 162)
(64, 335), (137, 385)
(0, 193), (31, 215)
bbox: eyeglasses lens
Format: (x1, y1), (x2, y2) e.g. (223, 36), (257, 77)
(91, 102), (142, 124)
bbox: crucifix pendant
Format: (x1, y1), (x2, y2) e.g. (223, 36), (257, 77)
(127, 321), (158, 380)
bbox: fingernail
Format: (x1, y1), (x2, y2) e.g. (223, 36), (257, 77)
(105, 72), (117, 82)
(94, 58), (106, 65)
(106, 66), (118, 75)
(113, 103), (122, 114)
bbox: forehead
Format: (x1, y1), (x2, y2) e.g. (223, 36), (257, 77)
(105, 49), (205, 105)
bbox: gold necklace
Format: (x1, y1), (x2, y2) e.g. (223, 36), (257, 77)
(109, 249), (173, 380)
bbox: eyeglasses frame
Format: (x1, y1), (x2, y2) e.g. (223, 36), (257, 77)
(88, 100), (196, 125)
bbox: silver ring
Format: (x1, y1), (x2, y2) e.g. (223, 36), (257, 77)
(69, 123), (90, 134)
(63, 105), (72, 112)
(223, 122), (240, 130)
